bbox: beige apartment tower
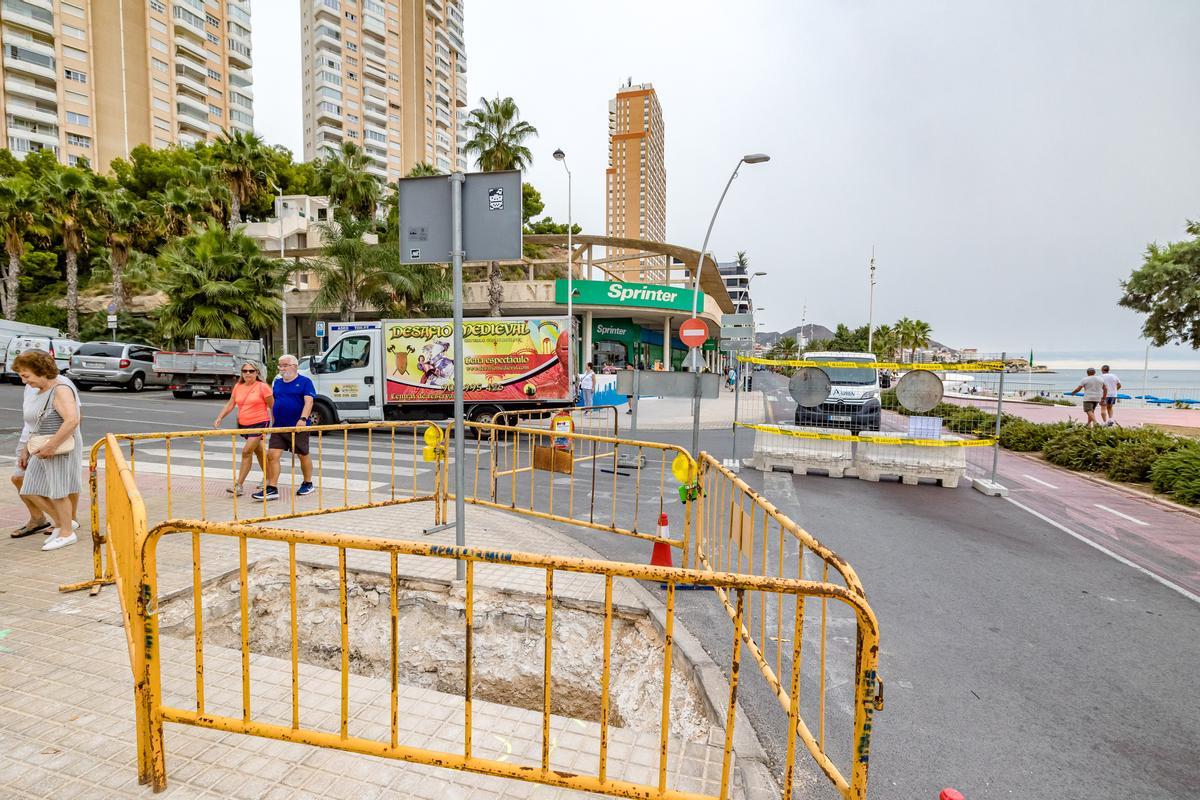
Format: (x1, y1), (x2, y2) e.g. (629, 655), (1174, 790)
(605, 81), (666, 277)
(0, 0), (254, 171)
(301, 0), (467, 181)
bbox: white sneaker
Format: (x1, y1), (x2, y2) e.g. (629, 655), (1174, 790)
(45, 519), (80, 535)
(42, 530), (78, 551)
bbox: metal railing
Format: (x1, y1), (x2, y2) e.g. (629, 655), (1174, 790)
(463, 420), (696, 556)
(61, 421), (447, 596)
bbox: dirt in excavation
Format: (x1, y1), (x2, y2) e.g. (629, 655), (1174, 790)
(158, 557), (714, 742)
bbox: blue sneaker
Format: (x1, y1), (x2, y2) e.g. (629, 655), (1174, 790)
(251, 486), (279, 501)
(296, 482), (315, 497)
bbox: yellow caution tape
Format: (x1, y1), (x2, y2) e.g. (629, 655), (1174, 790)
(736, 422), (998, 448)
(737, 356), (1005, 372)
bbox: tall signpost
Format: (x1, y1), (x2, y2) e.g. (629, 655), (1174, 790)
(398, 170), (522, 579)
(720, 313), (754, 471)
(679, 318), (709, 456)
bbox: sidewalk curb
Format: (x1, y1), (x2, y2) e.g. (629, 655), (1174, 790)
(626, 579), (781, 800)
(1009, 451), (1200, 521)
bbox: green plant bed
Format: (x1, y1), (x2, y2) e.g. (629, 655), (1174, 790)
(1149, 446), (1200, 497)
(999, 420), (1074, 452)
(1025, 395), (1075, 407)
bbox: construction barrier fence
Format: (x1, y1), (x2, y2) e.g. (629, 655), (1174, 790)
(93, 419), (883, 800)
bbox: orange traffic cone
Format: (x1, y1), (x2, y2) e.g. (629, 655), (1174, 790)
(650, 512), (673, 568)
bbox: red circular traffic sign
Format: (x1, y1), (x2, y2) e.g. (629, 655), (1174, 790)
(678, 318), (708, 348)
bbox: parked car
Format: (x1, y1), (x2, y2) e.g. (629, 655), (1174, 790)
(67, 342), (170, 392)
(6, 334), (83, 379)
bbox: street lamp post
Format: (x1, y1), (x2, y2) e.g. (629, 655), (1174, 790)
(270, 180), (288, 355)
(689, 154), (769, 457)
(866, 246), (876, 354)
(553, 149), (574, 381)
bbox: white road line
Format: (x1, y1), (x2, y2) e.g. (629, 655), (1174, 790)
(1021, 473), (1059, 490)
(1005, 497), (1197, 604)
(83, 403), (184, 414)
(1094, 504), (1150, 527)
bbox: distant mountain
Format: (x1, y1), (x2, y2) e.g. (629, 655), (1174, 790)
(756, 324), (834, 346)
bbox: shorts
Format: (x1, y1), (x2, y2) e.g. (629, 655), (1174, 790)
(1104, 397), (1116, 406)
(1083, 401), (1099, 412)
(239, 421), (269, 440)
(268, 430), (310, 456)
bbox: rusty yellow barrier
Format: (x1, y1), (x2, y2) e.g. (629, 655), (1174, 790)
(490, 404), (621, 439)
(692, 452), (882, 796)
(62, 420), (448, 596)
(463, 420), (697, 559)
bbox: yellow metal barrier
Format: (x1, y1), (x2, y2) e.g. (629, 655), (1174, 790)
(463, 420), (697, 559)
(692, 452), (882, 797)
(125, 514), (878, 799)
(490, 404), (621, 439)
(62, 421), (447, 596)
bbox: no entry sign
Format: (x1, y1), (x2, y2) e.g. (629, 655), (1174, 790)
(678, 318), (708, 348)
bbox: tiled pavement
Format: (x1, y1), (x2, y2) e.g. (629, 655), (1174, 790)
(0, 473), (740, 800)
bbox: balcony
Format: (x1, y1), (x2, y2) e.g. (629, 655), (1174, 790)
(365, 160), (387, 178)
(315, 104), (341, 124)
(6, 100), (56, 125)
(425, 0), (443, 23)
(174, 34), (208, 62)
(313, 0), (339, 21)
(175, 92), (208, 119)
(434, 58), (449, 81)
(3, 45), (55, 80)
(174, 66), (208, 96)
(172, 5), (207, 38)
(5, 76), (56, 103)
(7, 135), (57, 158)
(435, 107), (450, 129)
(230, 69), (253, 90)
(176, 113), (209, 136)
(227, 38), (252, 68)
(2, 0), (55, 35)
(362, 13), (385, 37)
(363, 103), (387, 125)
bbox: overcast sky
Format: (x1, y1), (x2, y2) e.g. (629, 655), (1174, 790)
(251, 1), (1200, 366)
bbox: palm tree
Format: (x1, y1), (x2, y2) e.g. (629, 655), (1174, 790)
(894, 317), (915, 362)
(908, 319), (933, 361)
(311, 218), (450, 321)
(320, 142), (380, 223)
(0, 175), (43, 319)
(209, 129), (274, 228)
(871, 323), (898, 360)
(406, 162), (442, 177)
(43, 168), (94, 338)
(152, 186), (199, 238)
(463, 95), (538, 316)
(95, 189), (150, 310)
(156, 223), (286, 346)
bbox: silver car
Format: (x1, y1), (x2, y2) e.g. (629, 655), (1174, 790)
(68, 342), (170, 392)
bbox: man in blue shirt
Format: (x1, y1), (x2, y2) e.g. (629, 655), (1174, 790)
(253, 354), (317, 500)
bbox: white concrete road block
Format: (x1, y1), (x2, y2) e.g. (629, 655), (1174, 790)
(748, 425), (854, 477)
(855, 431), (967, 488)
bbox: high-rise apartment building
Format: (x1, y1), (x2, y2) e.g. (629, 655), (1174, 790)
(0, 0), (254, 170)
(301, 0), (467, 181)
(605, 81), (666, 277)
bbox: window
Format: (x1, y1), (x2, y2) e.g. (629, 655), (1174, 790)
(62, 24), (86, 39)
(319, 101), (341, 114)
(322, 336), (370, 373)
(149, 0), (165, 11)
(347, 71), (357, 81)
(61, 1), (84, 16)
(346, 41), (357, 52)
(230, 109), (252, 125)
(151, 38), (167, 52)
(346, 113), (358, 123)
(67, 132), (91, 147)
(62, 45), (87, 61)
(207, 67), (222, 81)
(206, 13), (219, 26)
(365, 129), (385, 142)
(346, 130), (358, 138)
(66, 111), (89, 127)
(152, 58), (167, 72)
(154, 117), (170, 130)
(209, 105), (222, 118)
(65, 89), (88, 104)
(209, 86), (223, 98)
(206, 32), (220, 45)
(151, 18), (166, 33)
(344, 11), (356, 20)
(67, 154), (83, 166)
(153, 97), (169, 111)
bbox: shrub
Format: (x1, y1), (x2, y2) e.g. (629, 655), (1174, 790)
(1043, 427), (1110, 471)
(1170, 478), (1200, 506)
(1150, 446), (1200, 495)
(1104, 441), (1165, 482)
(1026, 395), (1075, 407)
(1000, 420), (1074, 452)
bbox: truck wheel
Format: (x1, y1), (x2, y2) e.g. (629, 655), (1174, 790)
(467, 406), (500, 438)
(127, 373), (145, 392)
(172, 390), (194, 399)
(311, 401), (337, 427)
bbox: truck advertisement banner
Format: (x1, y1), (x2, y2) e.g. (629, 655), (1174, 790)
(384, 318), (571, 403)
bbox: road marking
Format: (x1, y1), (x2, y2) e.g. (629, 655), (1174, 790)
(1021, 474), (1058, 490)
(1005, 497), (1197, 604)
(83, 403), (184, 414)
(1093, 504), (1149, 527)
(82, 415), (200, 429)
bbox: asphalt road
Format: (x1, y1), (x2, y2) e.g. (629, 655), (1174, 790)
(4, 380), (1198, 799)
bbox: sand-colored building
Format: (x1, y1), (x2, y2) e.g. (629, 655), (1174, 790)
(605, 81), (666, 278)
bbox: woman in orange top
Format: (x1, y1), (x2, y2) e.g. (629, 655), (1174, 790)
(213, 363), (274, 496)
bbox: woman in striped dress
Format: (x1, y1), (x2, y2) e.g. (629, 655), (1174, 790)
(13, 350), (83, 551)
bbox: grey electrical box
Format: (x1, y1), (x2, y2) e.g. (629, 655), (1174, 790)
(398, 170), (522, 264)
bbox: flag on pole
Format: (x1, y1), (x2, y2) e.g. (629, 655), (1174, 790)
(1029, 348), (1034, 369)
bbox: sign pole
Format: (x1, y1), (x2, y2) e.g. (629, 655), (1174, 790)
(731, 348), (741, 470)
(450, 171), (466, 580)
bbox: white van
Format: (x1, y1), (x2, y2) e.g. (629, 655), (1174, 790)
(794, 351), (882, 433)
(0, 320), (61, 380)
(6, 334), (83, 377)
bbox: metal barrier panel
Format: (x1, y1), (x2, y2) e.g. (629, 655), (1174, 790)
(462, 420), (697, 557)
(124, 518), (879, 800)
(63, 421), (448, 596)
(693, 453), (882, 797)
(491, 404), (621, 440)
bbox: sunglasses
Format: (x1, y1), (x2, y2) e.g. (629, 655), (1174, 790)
(241, 369), (257, 373)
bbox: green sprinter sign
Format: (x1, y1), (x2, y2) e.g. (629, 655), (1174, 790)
(555, 279), (694, 312)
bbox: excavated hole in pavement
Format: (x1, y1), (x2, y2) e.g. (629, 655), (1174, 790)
(158, 557), (714, 743)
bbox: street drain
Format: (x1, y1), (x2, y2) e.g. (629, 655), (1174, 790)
(158, 557), (713, 742)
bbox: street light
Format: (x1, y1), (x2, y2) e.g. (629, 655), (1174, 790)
(689, 154), (770, 326)
(866, 246), (876, 353)
(553, 148), (574, 376)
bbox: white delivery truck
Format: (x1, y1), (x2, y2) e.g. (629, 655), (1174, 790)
(301, 317), (574, 425)
(794, 351), (882, 434)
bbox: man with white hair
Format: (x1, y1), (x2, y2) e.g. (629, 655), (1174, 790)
(253, 354), (317, 501)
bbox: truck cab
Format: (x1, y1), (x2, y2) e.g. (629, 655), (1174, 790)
(303, 327), (384, 425)
(794, 351), (882, 433)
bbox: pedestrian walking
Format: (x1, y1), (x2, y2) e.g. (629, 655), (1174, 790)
(1100, 365), (1122, 426)
(253, 354), (317, 501)
(12, 350), (83, 551)
(213, 362), (274, 496)
(1069, 367), (1107, 427)
(624, 363), (635, 415)
(579, 362), (596, 409)
(11, 364), (81, 540)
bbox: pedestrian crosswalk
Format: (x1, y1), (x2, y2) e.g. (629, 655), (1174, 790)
(114, 433), (493, 495)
